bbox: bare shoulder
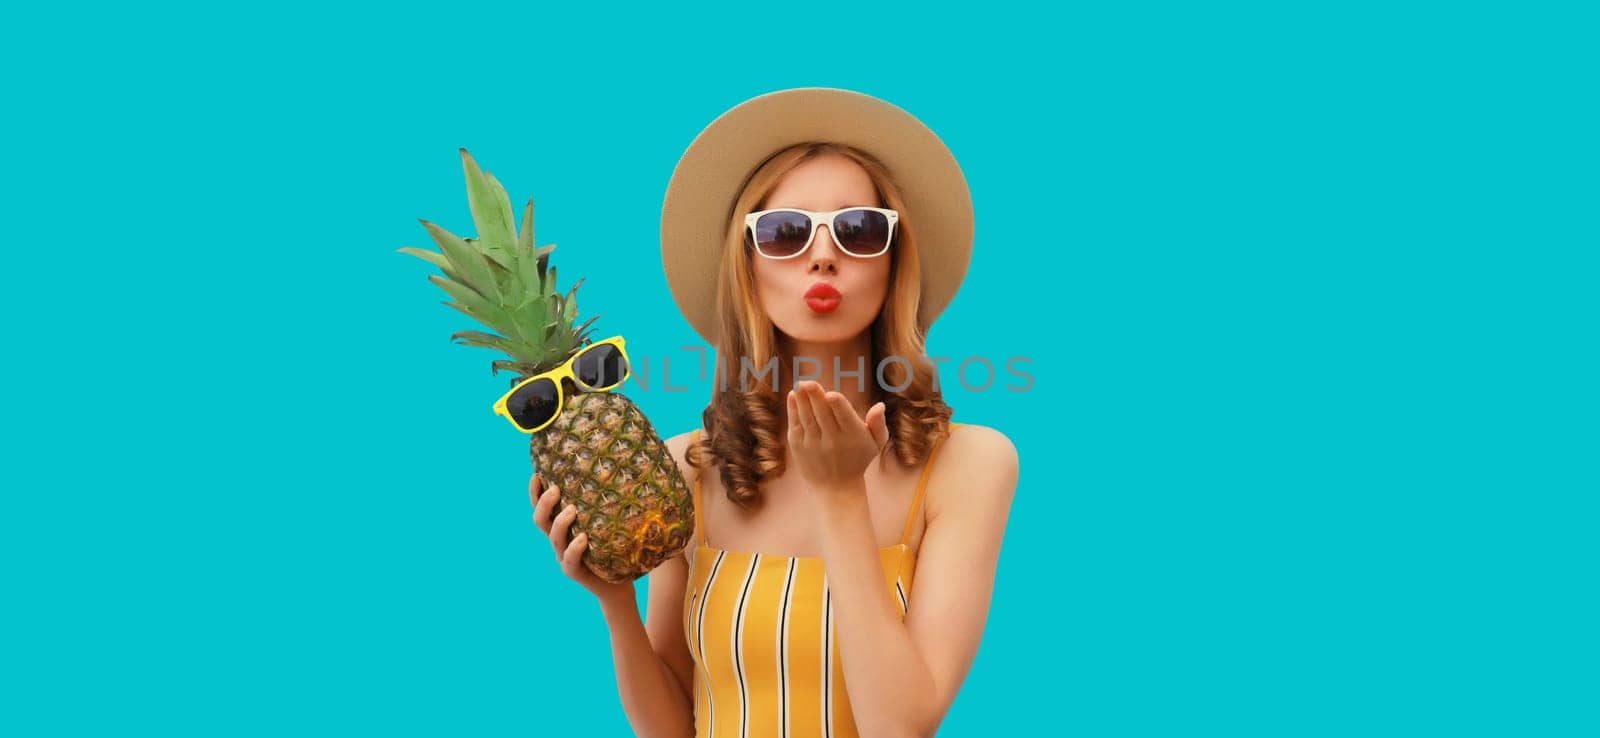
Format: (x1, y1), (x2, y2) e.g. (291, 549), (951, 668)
(662, 427), (698, 468)
(945, 423), (1019, 476)
(928, 423), (1019, 520)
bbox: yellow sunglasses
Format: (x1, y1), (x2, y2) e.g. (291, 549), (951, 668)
(490, 336), (631, 433)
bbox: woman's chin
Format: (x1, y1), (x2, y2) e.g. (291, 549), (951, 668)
(774, 313), (873, 345)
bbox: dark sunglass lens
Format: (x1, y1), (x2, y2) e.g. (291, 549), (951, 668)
(753, 211), (813, 257)
(507, 378), (560, 431)
(833, 209), (891, 255)
(573, 344), (629, 390)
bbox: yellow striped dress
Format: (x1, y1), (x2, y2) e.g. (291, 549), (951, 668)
(681, 424), (959, 738)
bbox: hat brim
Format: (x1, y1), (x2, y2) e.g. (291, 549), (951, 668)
(660, 87), (973, 346)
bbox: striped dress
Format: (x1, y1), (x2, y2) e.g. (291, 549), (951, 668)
(681, 424), (960, 738)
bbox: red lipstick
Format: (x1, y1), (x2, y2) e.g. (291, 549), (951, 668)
(804, 282), (842, 314)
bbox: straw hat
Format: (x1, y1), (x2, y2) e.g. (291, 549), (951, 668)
(660, 87), (974, 346)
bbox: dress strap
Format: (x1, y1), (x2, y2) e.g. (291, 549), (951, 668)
(689, 428), (706, 547)
(898, 422), (962, 546)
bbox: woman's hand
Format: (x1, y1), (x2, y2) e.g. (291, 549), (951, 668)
(530, 472), (634, 604)
(785, 380), (891, 494)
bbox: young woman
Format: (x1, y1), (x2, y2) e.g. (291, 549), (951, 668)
(531, 88), (1018, 738)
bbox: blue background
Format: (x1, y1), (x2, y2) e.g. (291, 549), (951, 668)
(4, 2), (1595, 736)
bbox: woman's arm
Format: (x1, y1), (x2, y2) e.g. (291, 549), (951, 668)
(594, 430), (703, 738)
(786, 383), (1020, 736)
(811, 423), (1020, 738)
(596, 563), (695, 738)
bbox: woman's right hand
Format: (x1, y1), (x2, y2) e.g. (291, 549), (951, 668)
(530, 472), (635, 604)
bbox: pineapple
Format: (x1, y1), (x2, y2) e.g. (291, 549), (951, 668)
(399, 148), (693, 584)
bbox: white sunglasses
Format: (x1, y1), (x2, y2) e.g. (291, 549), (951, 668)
(743, 206), (900, 259)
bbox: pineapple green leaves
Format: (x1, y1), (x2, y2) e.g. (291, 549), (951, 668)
(399, 148), (599, 380)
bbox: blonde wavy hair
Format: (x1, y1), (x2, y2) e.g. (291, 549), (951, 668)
(686, 141), (955, 506)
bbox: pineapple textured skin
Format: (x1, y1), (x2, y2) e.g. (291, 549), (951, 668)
(528, 392), (693, 583)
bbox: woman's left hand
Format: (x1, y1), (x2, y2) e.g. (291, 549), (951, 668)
(786, 380), (891, 494)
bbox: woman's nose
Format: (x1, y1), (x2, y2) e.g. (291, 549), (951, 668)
(807, 225), (839, 273)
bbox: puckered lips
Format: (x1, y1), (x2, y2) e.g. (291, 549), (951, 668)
(803, 282), (842, 314)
